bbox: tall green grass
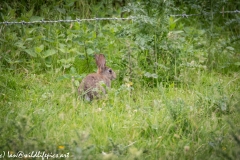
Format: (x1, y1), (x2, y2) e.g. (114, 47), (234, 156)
(0, 0), (240, 159)
(0, 69), (239, 159)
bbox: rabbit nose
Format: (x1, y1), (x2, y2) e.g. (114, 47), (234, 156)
(112, 72), (116, 80)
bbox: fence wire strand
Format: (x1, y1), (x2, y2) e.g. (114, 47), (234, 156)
(169, 10), (240, 18)
(0, 17), (135, 25)
(0, 10), (239, 25)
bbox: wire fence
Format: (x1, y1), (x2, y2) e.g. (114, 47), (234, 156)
(169, 10), (240, 17)
(0, 10), (239, 25)
(0, 17), (135, 25)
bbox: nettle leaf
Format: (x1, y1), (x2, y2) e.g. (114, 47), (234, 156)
(234, 62), (240, 66)
(15, 41), (26, 49)
(25, 38), (33, 42)
(87, 48), (94, 55)
(35, 45), (44, 53)
(152, 73), (158, 79)
(70, 67), (77, 74)
(144, 72), (151, 78)
(65, 1), (75, 7)
(5, 58), (23, 64)
(56, 74), (72, 81)
(226, 46), (234, 51)
(42, 49), (57, 58)
(30, 16), (43, 22)
(56, 7), (66, 14)
(144, 72), (158, 79)
(24, 49), (37, 57)
(220, 102), (227, 111)
(169, 17), (177, 30)
(170, 31), (184, 34)
(62, 64), (72, 69)
(69, 48), (78, 54)
(58, 57), (75, 64)
(74, 80), (79, 87)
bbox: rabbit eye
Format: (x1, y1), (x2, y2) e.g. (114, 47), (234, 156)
(108, 69), (112, 74)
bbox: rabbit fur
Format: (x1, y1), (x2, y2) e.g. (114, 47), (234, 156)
(78, 54), (116, 101)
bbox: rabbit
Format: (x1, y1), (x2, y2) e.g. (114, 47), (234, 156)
(78, 54), (116, 101)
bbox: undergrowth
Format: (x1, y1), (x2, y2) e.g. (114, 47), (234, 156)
(0, 68), (239, 159)
(0, 0), (240, 159)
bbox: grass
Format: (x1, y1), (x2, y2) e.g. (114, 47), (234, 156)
(1, 68), (239, 159)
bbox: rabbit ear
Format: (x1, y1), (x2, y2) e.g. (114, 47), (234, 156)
(95, 54), (106, 73)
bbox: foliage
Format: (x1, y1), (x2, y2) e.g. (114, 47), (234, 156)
(0, 0), (240, 159)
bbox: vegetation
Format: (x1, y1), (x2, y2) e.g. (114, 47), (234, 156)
(0, 0), (239, 159)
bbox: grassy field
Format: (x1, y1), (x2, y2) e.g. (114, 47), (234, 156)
(1, 1), (240, 159)
(1, 67), (239, 159)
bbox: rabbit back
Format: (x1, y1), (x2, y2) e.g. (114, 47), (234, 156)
(78, 73), (111, 101)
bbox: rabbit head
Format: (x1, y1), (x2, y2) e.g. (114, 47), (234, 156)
(78, 54), (116, 101)
(95, 54), (116, 80)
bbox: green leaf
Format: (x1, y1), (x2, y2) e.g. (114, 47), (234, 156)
(226, 46), (234, 51)
(220, 102), (227, 111)
(234, 62), (240, 66)
(56, 7), (66, 14)
(170, 31), (184, 34)
(15, 41), (25, 49)
(74, 80), (79, 87)
(144, 72), (151, 78)
(152, 73), (158, 79)
(87, 48), (94, 55)
(45, 64), (53, 68)
(56, 74), (72, 81)
(25, 38), (33, 42)
(24, 49), (37, 57)
(35, 45), (44, 53)
(42, 49), (57, 58)
(144, 72), (158, 79)
(30, 16), (43, 22)
(169, 17), (176, 30)
(70, 67), (77, 74)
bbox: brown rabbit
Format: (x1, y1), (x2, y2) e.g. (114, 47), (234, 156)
(78, 54), (116, 101)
